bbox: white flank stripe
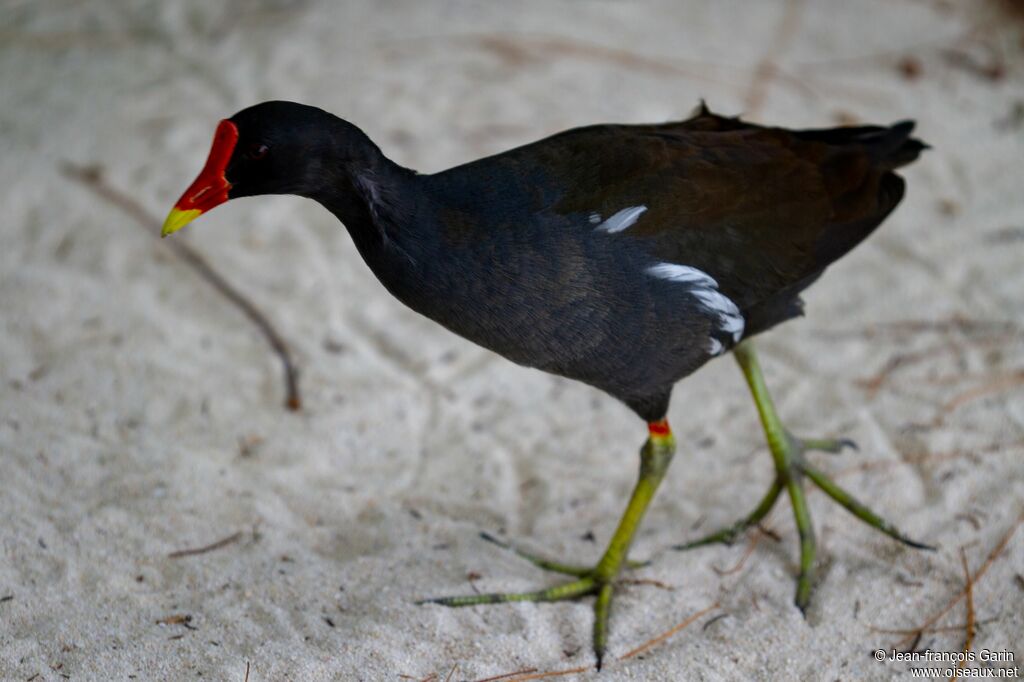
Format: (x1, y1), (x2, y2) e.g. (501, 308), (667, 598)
(647, 261), (746, 343)
(595, 205), (647, 233)
(690, 289), (745, 341)
(644, 263), (718, 289)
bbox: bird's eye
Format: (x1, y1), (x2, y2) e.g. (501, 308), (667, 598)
(247, 143), (269, 160)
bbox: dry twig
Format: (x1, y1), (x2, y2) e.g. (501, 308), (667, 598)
(155, 614), (196, 630)
(951, 548), (976, 680)
(457, 34), (741, 88)
(167, 531), (242, 559)
(875, 510), (1023, 649)
(832, 439), (1024, 480)
(869, 617), (997, 637)
(938, 370), (1024, 419)
(619, 602), (720, 662)
(618, 577), (675, 591)
(712, 525), (773, 577)
(500, 666), (591, 681)
(470, 669), (538, 682)
(745, 0), (806, 115)
(60, 162), (302, 411)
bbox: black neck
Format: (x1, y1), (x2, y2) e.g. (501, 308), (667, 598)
(308, 137), (437, 301)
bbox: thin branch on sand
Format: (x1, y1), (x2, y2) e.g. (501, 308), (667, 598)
(871, 510), (1023, 650)
(469, 669), (538, 682)
(951, 548), (976, 680)
(167, 531), (242, 559)
(938, 370), (1024, 421)
(745, 0), (806, 115)
(60, 162), (302, 411)
(492, 666), (591, 681)
(619, 602), (721, 662)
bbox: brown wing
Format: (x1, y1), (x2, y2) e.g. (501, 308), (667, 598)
(532, 106), (921, 330)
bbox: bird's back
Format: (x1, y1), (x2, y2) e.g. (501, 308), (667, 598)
(430, 104), (925, 330)
(412, 106), (926, 415)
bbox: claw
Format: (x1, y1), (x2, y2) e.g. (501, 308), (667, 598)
(798, 436), (858, 454)
(593, 583), (613, 671)
(478, 531), (509, 549)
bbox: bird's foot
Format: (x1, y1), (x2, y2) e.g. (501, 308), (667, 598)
(422, 426), (677, 669)
(673, 428), (932, 613)
(418, 533), (647, 670)
(671, 431), (855, 550)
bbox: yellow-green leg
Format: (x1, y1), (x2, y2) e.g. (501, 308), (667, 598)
(420, 421), (676, 669)
(676, 340), (933, 613)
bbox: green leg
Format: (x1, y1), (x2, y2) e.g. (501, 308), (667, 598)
(420, 423), (677, 669)
(676, 340), (933, 613)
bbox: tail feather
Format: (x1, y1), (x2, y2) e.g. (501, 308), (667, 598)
(873, 122), (928, 170)
(795, 119), (928, 170)
(682, 104), (929, 171)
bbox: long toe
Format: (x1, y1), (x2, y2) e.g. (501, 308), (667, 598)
(674, 477), (785, 552)
(673, 520), (752, 550)
(418, 575), (598, 607)
(800, 461), (935, 550)
(419, 573), (618, 670)
(478, 531), (594, 577)
(593, 583), (614, 670)
(791, 433), (859, 455)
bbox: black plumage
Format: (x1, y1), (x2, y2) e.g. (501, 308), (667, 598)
(218, 101), (923, 420)
(163, 101), (929, 665)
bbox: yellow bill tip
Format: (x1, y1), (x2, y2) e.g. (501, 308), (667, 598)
(161, 207), (202, 237)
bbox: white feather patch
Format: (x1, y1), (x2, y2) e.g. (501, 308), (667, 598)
(595, 206), (647, 233)
(646, 262), (746, 343)
(707, 338), (725, 356)
(644, 263), (718, 289)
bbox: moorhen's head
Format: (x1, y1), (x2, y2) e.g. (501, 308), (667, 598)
(162, 101), (374, 236)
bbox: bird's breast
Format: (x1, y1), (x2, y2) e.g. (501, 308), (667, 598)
(396, 223), (617, 369)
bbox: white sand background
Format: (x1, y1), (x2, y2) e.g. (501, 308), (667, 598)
(2, 1), (1023, 680)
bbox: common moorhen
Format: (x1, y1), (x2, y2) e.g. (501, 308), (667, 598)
(163, 101), (930, 668)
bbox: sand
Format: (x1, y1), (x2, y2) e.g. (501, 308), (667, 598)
(1, 1), (1022, 680)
